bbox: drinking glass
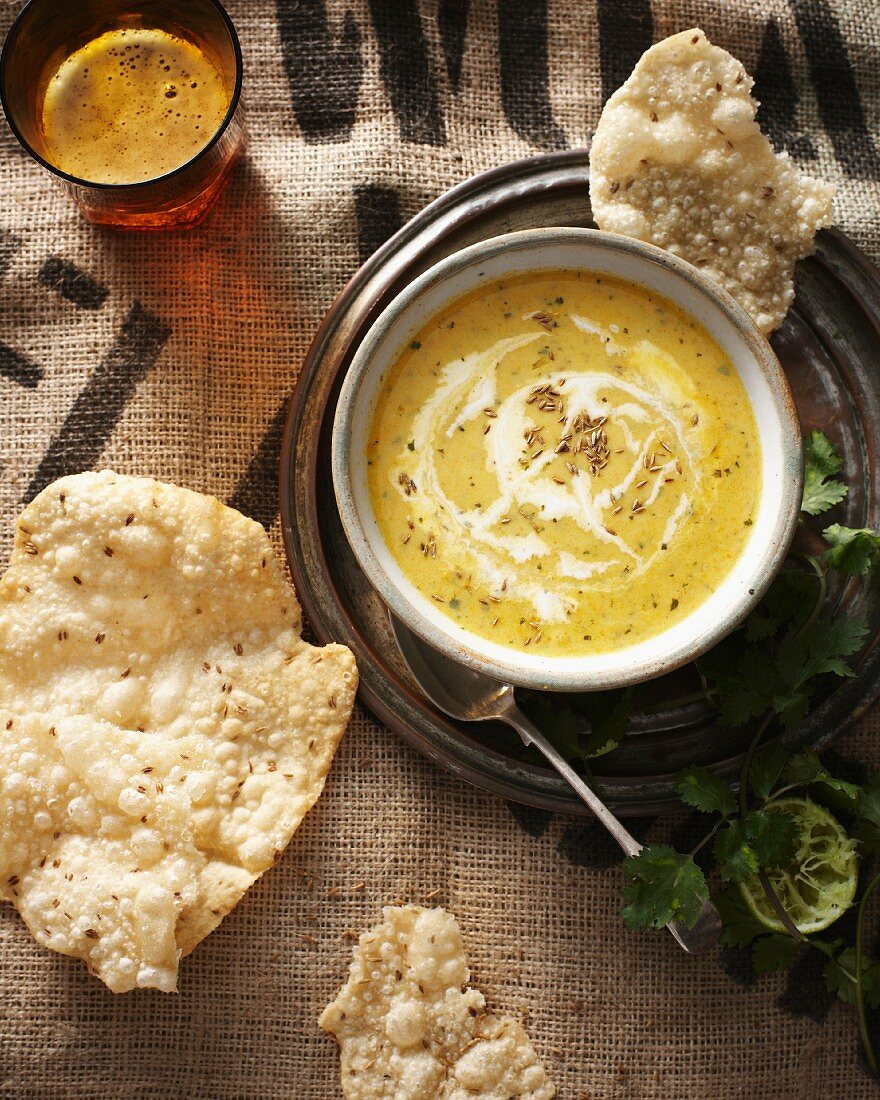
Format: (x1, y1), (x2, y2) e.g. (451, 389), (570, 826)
(0, 0), (245, 229)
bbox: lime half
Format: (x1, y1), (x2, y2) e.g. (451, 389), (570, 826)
(739, 797), (858, 935)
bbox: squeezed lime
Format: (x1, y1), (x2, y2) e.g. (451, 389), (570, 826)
(740, 797), (858, 935)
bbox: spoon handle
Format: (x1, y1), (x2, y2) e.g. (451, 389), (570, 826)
(501, 699), (721, 955)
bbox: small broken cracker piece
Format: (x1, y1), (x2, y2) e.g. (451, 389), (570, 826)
(589, 28), (835, 333)
(320, 906), (555, 1099)
(0, 471), (358, 990)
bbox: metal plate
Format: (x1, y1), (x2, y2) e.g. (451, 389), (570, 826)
(279, 151), (880, 816)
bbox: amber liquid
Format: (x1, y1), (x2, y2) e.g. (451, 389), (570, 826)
(41, 27), (230, 185)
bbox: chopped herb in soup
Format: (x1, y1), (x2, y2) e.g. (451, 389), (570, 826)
(367, 271), (761, 656)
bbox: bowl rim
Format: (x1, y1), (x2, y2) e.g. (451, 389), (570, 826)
(331, 226), (803, 692)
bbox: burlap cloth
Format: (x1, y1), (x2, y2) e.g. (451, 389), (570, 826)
(0, 1), (878, 1096)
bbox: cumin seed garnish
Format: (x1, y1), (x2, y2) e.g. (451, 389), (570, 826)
(397, 472), (417, 496)
(525, 310), (554, 330)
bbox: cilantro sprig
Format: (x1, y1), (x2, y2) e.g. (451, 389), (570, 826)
(517, 430), (877, 1064)
(616, 430), (880, 1073)
(520, 430), (879, 1072)
(802, 428), (848, 515)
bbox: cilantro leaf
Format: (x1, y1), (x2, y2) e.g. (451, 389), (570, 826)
(674, 765), (736, 817)
(714, 820), (759, 882)
(823, 525), (880, 577)
(744, 808), (798, 869)
(802, 430), (848, 516)
(781, 750), (826, 787)
(854, 775), (880, 853)
(752, 933), (800, 974)
(779, 616), (867, 683)
(749, 742), (789, 801)
(579, 687), (633, 758)
(703, 646), (779, 728)
(519, 697), (582, 762)
(823, 949), (858, 1004)
(621, 845), (708, 931)
(744, 569), (817, 642)
(858, 776), (880, 824)
(781, 751), (861, 806)
(770, 689), (810, 730)
(716, 886), (767, 947)
(821, 947), (880, 1009)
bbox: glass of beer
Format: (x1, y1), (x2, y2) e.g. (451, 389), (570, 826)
(0, 0), (244, 229)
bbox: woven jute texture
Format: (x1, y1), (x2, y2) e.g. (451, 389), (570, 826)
(1, 1), (879, 1097)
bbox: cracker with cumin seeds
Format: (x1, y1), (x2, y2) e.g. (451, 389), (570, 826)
(320, 905), (556, 1099)
(0, 470), (357, 990)
(589, 28), (835, 334)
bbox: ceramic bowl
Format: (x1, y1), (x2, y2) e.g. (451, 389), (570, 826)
(331, 227), (802, 692)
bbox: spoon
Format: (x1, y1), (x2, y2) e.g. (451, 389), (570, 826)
(390, 614), (722, 955)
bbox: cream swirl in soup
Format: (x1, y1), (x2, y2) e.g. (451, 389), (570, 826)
(367, 272), (761, 656)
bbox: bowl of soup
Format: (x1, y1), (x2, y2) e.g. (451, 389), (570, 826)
(332, 228), (802, 692)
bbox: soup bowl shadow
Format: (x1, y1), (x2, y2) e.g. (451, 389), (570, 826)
(332, 228), (802, 693)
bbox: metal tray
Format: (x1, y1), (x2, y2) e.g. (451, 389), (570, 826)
(279, 151), (880, 815)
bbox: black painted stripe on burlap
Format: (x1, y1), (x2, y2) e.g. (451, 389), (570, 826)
(276, 0), (363, 143)
(229, 399), (288, 530)
(367, 0), (446, 146)
(754, 18), (817, 159)
(597, 0), (653, 106)
(0, 345), (42, 390)
(790, 0), (880, 179)
(0, 230), (22, 278)
(438, 0), (470, 91)
(497, 0), (567, 150)
(354, 183), (404, 265)
(38, 256), (109, 311)
(0, 234), (41, 388)
(24, 302), (171, 501)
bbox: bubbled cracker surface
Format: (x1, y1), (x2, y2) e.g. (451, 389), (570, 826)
(319, 906), (555, 1099)
(589, 28), (835, 334)
(0, 471), (357, 990)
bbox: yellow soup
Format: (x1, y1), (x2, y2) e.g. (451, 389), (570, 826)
(367, 271), (761, 657)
